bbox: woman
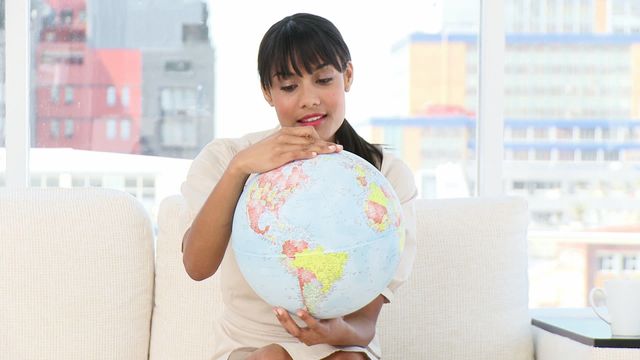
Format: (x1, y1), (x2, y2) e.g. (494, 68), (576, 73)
(181, 13), (417, 360)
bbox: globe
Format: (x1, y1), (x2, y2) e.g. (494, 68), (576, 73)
(231, 150), (405, 319)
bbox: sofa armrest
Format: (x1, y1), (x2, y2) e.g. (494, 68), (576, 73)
(149, 195), (224, 359)
(0, 188), (154, 359)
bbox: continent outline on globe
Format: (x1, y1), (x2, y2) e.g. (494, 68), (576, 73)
(231, 151), (405, 319)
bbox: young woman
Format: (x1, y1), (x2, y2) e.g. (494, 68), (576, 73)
(181, 13), (417, 360)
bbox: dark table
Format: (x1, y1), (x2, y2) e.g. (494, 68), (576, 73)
(531, 308), (640, 349)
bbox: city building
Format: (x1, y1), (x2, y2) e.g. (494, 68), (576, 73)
(32, 0), (214, 158)
(368, 0), (640, 307)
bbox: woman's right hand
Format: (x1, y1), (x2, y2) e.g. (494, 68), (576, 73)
(229, 126), (342, 175)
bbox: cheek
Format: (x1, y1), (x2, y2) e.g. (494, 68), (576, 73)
(273, 99), (294, 117)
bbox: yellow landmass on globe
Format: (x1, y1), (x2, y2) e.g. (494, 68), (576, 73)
(292, 247), (348, 294)
(368, 183), (389, 207)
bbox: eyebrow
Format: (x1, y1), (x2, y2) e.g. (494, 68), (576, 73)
(272, 63), (330, 79)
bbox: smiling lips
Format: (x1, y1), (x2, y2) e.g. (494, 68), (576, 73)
(297, 113), (326, 127)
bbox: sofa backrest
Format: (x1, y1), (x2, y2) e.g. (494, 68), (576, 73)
(152, 195), (533, 360)
(377, 197), (533, 360)
(0, 188), (154, 359)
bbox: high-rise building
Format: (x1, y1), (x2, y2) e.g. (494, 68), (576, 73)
(372, 0), (640, 231)
(32, 0), (214, 158)
(370, 0), (640, 307)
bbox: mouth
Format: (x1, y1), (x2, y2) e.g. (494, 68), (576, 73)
(297, 114), (326, 127)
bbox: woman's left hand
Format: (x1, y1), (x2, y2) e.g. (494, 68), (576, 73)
(274, 307), (348, 346)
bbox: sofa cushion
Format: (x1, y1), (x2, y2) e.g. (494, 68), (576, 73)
(377, 196), (533, 360)
(150, 195), (224, 359)
(0, 188), (154, 359)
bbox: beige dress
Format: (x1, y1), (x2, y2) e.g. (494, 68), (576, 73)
(181, 127), (418, 360)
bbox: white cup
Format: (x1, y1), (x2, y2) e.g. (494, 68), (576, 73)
(589, 279), (640, 337)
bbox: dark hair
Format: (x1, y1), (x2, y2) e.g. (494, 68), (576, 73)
(257, 13), (383, 170)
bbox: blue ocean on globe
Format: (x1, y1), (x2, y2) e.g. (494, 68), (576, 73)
(231, 150), (405, 319)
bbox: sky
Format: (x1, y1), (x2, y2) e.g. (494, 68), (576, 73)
(206, 0), (443, 138)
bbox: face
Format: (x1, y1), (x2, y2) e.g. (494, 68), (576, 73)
(262, 62), (353, 142)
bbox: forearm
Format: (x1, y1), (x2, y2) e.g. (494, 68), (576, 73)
(182, 163), (249, 281)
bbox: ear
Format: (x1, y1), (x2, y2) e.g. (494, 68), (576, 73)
(343, 62), (354, 92)
(262, 87), (274, 106)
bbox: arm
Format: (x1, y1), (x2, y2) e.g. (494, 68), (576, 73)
(182, 163), (249, 280)
(182, 127), (342, 281)
(274, 294), (386, 347)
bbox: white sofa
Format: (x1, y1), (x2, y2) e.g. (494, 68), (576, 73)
(1, 187), (537, 359)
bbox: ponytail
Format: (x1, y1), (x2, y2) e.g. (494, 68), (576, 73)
(334, 120), (383, 170)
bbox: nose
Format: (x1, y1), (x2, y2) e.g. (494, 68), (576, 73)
(299, 83), (320, 108)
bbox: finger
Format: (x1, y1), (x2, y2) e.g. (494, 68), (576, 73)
(296, 309), (320, 330)
(280, 150), (318, 164)
(274, 308), (302, 337)
(274, 133), (315, 146)
(283, 125), (321, 139)
(307, 143), (342, 154)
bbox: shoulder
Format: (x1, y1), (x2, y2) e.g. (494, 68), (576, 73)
(181, 127), (279, 216)
(380, 150), (418, 203)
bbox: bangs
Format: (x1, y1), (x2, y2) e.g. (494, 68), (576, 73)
(258, 14), (351, 90)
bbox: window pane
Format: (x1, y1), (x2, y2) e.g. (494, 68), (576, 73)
(505, 1), (640, 308)
(30, 0), (210, 216)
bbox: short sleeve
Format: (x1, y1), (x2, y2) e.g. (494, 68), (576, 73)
(380, 153), (418, 303)
(180, 127), (279, 221)
(180, 139), (236, 221)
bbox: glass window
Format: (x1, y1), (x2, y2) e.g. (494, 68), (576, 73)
(64, 85), (74, 104)
(64, 119), (74, 139)
(598, 254), (617, 272)
(507, 2), (640, 308)
(120, 119), (131, 140)
(50, 119), (60, 139)
(28, 0), (212, 220)
(106, 118), (117, 140)
(623, 255), (639, 271)
(106, 86), (116, 107)
(50, 85), (59, 103)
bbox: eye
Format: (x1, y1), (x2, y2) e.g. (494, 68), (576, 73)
(280, 84), (297, 92)
(317, 77), (333, 85)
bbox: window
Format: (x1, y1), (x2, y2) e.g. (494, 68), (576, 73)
(106, 86), (116, 107)
(64, 119), (74, 139)
(106, 119), (117, 140)
(50, 85), (59, 103)
(556, 127), (573, 139)
(64, 86), (74, 104)
(508, 2), (640, 309)
(579, 128), (596, 140)
(120, 119), (131, 140)
(558, 150), (575, 161)
(165, 60), (192, 72)
(623, 255), (639, 271)
(598, 254), (617, 272)
(50, 119), (60, 139)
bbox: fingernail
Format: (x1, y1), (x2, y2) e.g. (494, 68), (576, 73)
(328, 145), (336, 150)
(273, 308), (279, 316)
(337, 144), (343, 150)
(311, 152), (317, 157)
(297, 311), (304, 317)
